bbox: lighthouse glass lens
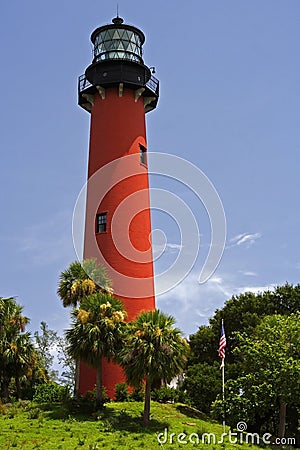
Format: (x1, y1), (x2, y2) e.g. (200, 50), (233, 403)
(94, 28), (143, 63)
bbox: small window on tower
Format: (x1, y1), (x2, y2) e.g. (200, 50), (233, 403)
(140, 144), (147, 166)
(96, 213), (107, 233)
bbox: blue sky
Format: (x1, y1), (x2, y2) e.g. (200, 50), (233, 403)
(0, 1), (299, 337)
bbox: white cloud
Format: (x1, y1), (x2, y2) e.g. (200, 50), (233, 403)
(227, 232), (262, 249)
(239, 270), (257, 277)
(156, 269), (277, 336)
(166, 243), (182, 250)
(156, 272), (232, 335)
(152, 241), (182, 260)
(234, 284), (276, 296)
(209, 276), (223, 284)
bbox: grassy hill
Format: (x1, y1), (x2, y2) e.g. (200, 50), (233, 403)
(0, 400), (289, 449)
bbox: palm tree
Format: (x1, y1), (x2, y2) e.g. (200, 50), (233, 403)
(0, 297), (28, 332)
(57, 259), (112, 308)
(57, 259), (112, 392)
(119, 309), (190, 426)
(65, 292), (126, 405)
(0, 297), (34, 401)
(4, 332), (39, 399)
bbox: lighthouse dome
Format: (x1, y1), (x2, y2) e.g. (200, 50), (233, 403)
(91, 17), (145, 64)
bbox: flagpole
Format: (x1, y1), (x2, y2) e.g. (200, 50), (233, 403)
(222, 358), (225, 434)
(219, 318), (226, 435)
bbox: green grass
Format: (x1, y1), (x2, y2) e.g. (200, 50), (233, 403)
(0, 400), (278, 449)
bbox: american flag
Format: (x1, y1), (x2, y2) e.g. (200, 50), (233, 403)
(218, 320), (226, 361)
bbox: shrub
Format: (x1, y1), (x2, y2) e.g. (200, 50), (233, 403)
(129, 386), (144, 402)
(115, 382), (129, 402)
(88, 444), (99, 450)
(16, 400), (31, 410)
(6, 405), (17, 419)
(77, 436), (86, 446)
(27, 407), (42, 419)
(0, 401), (7, 415)
(176, 388), (191, 405)
(152, 386), (179, 403)
(33, 382), (71, 404)
(65, 388), (109, 414)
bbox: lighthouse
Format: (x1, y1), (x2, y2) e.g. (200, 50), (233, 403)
(77, 16), (159, 398)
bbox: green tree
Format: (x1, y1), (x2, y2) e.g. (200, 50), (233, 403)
(6, 332), (44, 400)
(189, 283), (300, 366)
(212, 375), (276, 433)
(34, 323), (75, 387)
(0, 297), (28, 400)
(182, 362), (221, 414)
(186, 283), (300, 434)
(188, 325), (216, 366)
(65, 293), (126, 405)
(20, 349), (48, 400)
(211, 284), (300, 361)
(212, 313), (300, 440)
(234, 313), (300, 439)
(34, 321), (58, 380)
(0, 297), (46, 401)
(57, 259), (112, 391)
(57, 259), (111, 308)
(56, 335), (76, 388)
(119, 309), (189, 427)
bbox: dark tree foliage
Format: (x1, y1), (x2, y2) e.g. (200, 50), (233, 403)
(212, 313), (300, 441)
(0, 297), (47, 402)
(184, 283), (300, 440)
(182, 362), (221, 414)
(189, 283), (300, 365)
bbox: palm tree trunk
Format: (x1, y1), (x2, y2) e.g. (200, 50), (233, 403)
(15, 376), (21, 400)
(278, 400), (287, 438)
(143, 377), (151, 427)
(95, 357), (103, 407)
(2, 377), (10, 402)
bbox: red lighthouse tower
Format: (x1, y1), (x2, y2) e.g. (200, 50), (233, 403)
(77, 16), (159, 398)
